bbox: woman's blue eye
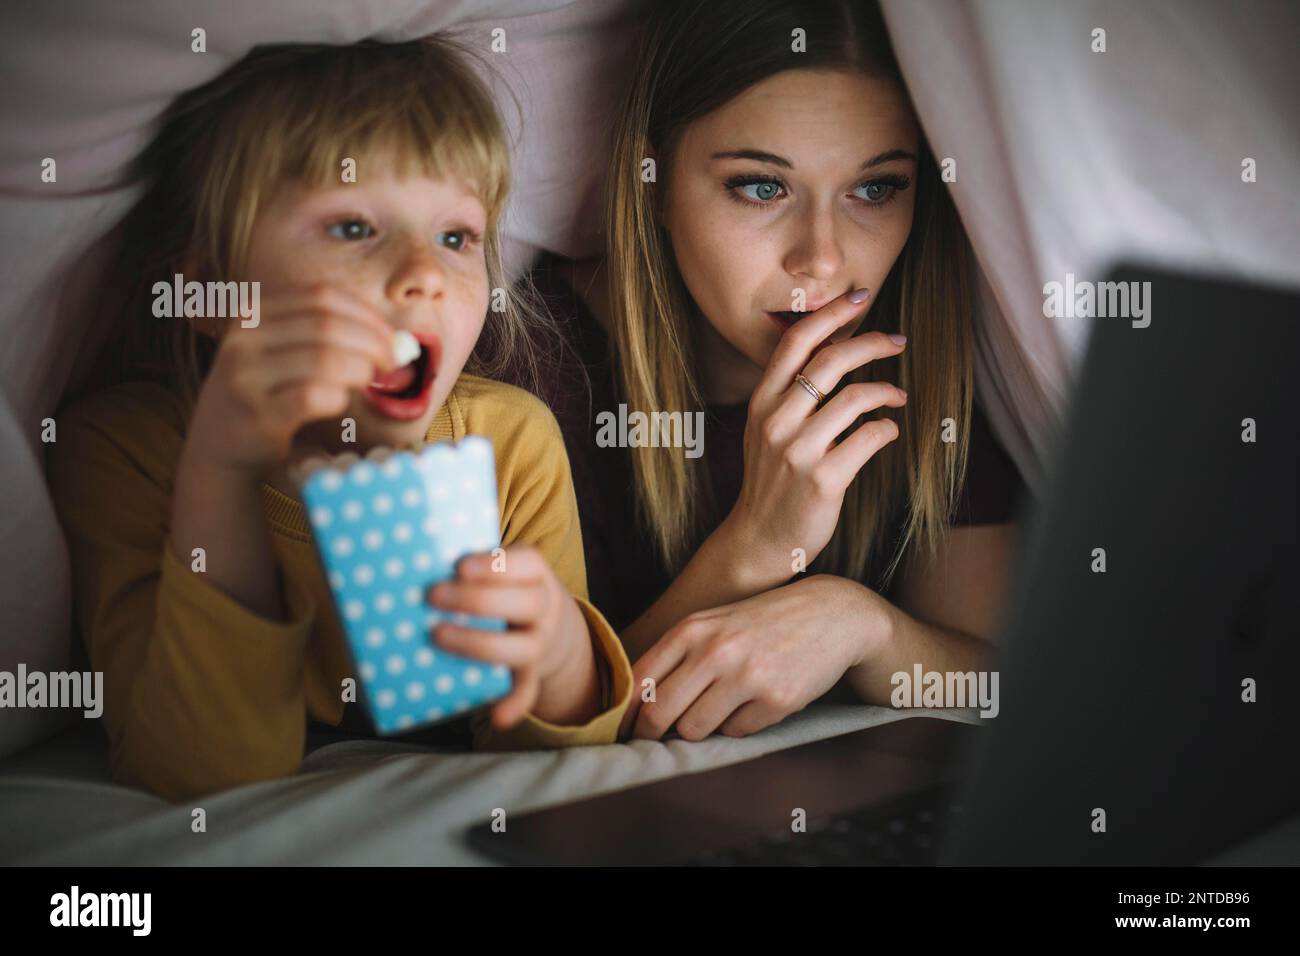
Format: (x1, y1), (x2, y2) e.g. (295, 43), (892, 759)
(328, 219), (374, 241)
(727, 175), (908, 208)
(855, 177), (910, 204)
(740, 181), (783, 202)
(725, 176), (786, 204)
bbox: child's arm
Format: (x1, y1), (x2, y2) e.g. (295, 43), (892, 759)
(170, 439), (287, 623)
(47, 386), (319, 802)
(431, 385), (633, 749)
(49, 286), (395, 801)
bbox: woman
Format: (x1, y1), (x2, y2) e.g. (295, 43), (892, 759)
(526, 0), (1027, 741)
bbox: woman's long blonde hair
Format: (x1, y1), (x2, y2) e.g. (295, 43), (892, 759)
(605, 0), (975, 590)
(87, 36), (554, 412)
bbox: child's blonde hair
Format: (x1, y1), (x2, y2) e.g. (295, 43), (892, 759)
(93, 36), (552, 410)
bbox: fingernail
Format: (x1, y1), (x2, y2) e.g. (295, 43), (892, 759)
(848, 288), (872, 304)
(889, 333), (907, 345)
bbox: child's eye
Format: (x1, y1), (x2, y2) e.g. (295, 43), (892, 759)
(437, 230), (481, 253)
(327, 219), (376, 241)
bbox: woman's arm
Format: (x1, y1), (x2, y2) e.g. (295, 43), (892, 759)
(620, 514), (781, 661)
(845, 522), (1019, 702)
(620, 320), (908, 658)
(621, 521), (1020, 738)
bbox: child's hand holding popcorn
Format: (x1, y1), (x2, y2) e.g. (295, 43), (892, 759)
(184, 285), (398, 477)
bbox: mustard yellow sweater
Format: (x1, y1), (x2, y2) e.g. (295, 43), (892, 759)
(47, 374), (632, 802)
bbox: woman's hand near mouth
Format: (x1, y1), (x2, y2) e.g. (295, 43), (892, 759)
(620, 288), (908, 661)
(723, 287), (908, 588)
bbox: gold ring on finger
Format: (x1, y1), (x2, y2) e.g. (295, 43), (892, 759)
(794, 372), (826, 406)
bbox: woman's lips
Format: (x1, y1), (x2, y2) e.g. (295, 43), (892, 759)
(767, 310), (801, 330)
(767, 299), (834, 331)
(363, 333), (441, 422)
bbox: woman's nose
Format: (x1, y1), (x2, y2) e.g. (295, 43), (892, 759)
(782, 207), (845, 281)
(385, 241), (446, 305)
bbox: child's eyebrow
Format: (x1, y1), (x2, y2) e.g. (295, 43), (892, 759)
(710, 147), (917, 170)
(287, 185), (488, 228)
(283, 183), (365, 208)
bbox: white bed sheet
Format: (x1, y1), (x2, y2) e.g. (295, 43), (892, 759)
(6, 705), (1298, 865)
(0, 706), (982, 865)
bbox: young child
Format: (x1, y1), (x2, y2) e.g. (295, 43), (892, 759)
(47, 37), (631, 802)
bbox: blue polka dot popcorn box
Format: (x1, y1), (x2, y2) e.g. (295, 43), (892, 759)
(296, 437), (511, 734)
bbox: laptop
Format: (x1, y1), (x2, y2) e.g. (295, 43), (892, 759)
(467, 265), (1300, 866)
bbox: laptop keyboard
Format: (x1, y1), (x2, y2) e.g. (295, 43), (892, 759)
(681, 785), (964, 866)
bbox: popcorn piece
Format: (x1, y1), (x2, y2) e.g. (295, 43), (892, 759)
(391, 330), (421, 367)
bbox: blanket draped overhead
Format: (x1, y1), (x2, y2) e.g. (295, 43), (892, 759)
(1, 0), (1295, 757)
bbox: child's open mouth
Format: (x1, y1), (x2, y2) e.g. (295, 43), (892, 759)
(363, 335), (440, 422)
